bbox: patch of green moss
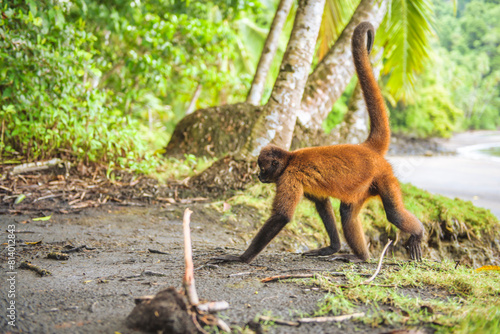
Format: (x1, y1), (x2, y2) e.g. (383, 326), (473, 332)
(306, 259), (500, 333)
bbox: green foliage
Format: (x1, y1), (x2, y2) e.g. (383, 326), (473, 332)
(74, 0), (264, 130)
(0, 0), (150, 168)
(446, 0), (500, 130)
(387, 0), (500, 136)
(377, 0), (435, 101)
(389, 48), (464, 138)
(0, 0), (267, 168)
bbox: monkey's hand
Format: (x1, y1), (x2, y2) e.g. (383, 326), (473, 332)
(405, 235), (422, 261)
(210, 254), (244, 264)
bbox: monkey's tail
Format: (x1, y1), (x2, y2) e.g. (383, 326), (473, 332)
(352, 22), (390, 155)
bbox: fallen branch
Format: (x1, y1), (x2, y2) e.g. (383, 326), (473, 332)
(19, 261), (51, 276)
(261, 273), (317, 283)
(47, 252), (70, 260)
(298, 312), (365, 323)
(61, 245), (95, 253)
(148, 248), (169, 255)
(10, 158), (62, 175)
(258, 316), (300, 327)
(363, 239), (393, 285)
(182, 208), (199, 305)
(197, 301), (229, 313)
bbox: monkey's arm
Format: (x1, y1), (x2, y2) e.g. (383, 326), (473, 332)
(213, 180), (303, 264)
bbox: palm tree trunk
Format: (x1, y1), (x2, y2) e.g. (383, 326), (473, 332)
(298, 0), (388, 131)
(246, 0), (294, 106)
(239, 0), (326, 159)
(186, 84), (202, 115)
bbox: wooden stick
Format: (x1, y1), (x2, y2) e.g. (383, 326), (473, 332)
(197, 301), (229, 313)
(261, 273), (316, 283)
(216, 318), (232, 333)
(19, 261), (51, 276)
(11, 158), (62, 175)
(363, 239), (393, 285)
(298, 312), (365, 323)
(182, 208), (199, 305)
(258, 316), (300, 327)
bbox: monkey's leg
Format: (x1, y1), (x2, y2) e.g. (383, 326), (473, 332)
(376, 175), (424, 261)
(212, 180), (303, 264)
(335, 201), (370, 261)
(302, 195), (341, 257)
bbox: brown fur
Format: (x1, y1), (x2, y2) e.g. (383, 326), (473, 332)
(216, 22), (424, 264)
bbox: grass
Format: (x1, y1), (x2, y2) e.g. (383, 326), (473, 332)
(302, 259), (500, 333)
(249, 260), (499, 333)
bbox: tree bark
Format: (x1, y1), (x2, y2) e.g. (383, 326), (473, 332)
(164, 0), (389, 159)
(186, 84), (202, 115)
(246, 0), (294, 106)
(298, 0), (388, 131)
(239, 0), (326, 159)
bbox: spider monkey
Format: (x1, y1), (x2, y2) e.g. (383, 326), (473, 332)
(215, 22), (424, 264)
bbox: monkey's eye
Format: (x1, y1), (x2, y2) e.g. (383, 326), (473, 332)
(272, 160), (279, 167)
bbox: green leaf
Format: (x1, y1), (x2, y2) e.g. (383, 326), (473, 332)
(14, 194), (26, 204)
(32, 215), (52, 221)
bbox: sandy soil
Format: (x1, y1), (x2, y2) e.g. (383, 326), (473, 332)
(1, 205), (432, 334)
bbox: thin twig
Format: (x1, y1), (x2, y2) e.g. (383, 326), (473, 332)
(197, 301), (229, 313)
(258, 316), (300, 327)
(228, 271), (252, 278)
(216, 318), (232, 333)
(363, 239), (393, 284)
(298, 312), (365, 323)
(261, 273), (316, 283)
(19, 261), (51, 276)
(191, 313), (210, 334)
(182, 208), (199, 305)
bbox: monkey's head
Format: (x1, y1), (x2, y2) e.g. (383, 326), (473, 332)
(257, 145), (289, 184)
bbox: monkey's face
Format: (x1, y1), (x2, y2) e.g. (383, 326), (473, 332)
(257, 145), (287, 184)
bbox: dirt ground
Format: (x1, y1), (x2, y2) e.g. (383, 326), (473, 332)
(4, 132), (499, 334)
(1, 204), (435, 334)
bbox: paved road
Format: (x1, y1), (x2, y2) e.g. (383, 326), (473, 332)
(388, 131), (500, 218)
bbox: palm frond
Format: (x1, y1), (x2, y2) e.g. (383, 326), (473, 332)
(318, 0), (360, 60)
(378, 0), (435, 102)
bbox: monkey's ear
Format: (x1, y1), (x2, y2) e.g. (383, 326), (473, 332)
(272, 160), (279, 166)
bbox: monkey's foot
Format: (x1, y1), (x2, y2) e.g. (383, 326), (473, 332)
(405, 235), (422, 261)
(327, 254), (365, 263)
(210, 254), (244, 264)
(302, 246), (339, 257)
